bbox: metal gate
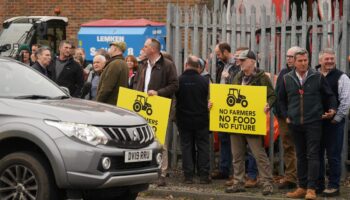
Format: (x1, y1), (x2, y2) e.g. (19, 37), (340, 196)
(166, 0), (350, 178)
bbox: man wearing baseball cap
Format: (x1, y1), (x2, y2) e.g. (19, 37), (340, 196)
(96, 41), (128, 105)
(226, 49), (275, 195)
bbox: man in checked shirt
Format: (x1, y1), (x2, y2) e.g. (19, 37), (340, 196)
(315, 48), (350, 197)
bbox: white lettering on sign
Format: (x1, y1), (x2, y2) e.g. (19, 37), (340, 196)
(90, 47), (108, 56)
(127, 48), (134, 55)
(152, 30), (162, 35)
(96, 36), (125, 42)
(90, 47), (96, 56)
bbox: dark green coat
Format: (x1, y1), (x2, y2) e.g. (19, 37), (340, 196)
(96, 55), (128, 105)
(232, 69), (276, 108)
(278, 69), (337, 125)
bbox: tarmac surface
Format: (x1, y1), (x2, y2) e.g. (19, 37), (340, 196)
(140, 170), (350, 200)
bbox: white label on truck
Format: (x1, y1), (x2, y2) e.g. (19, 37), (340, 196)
(96, 36), (125, 42)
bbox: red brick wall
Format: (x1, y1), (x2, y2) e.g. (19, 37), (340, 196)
(0, 0), (211, 43)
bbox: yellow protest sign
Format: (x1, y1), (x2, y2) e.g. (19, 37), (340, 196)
(210, 84), (267, 135)
(117, 87), (171, 144)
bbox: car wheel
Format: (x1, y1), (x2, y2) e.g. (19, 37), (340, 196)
(0, 151), (58, 200)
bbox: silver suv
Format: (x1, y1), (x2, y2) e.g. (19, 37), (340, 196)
(0, 57), (162, 200)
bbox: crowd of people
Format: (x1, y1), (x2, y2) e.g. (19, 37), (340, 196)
(16, 39), (350, 199)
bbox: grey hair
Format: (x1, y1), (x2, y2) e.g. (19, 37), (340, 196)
(294, 47), (309, 59)
(319, 48), (335, 60)
(35, 46), (51, 57)
(93, 54), (106, 63)
(287, 46), (301, 54)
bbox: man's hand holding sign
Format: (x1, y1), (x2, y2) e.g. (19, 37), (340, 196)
(216, 50), (276, 195)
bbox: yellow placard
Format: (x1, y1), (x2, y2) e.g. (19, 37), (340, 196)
(210, 84), (267, 135)
(117, 87), (171, 144)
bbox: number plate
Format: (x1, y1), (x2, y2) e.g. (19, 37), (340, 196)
(124, 150), (152, 163)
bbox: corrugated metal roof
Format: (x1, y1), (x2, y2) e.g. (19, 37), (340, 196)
(78, 27), (147, 35)
(81, 18), (165, 27)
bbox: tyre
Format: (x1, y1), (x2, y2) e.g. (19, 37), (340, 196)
(133, 102), (141, 112)
(241, 100), (248, 107)
(146, 108), (153, 115)
(226, 96), (235, 106)
(0, 151), (58, 200)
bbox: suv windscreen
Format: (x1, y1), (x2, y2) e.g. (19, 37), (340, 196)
(0, 60), (67, 98)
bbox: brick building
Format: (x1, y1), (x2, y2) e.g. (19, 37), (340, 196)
(0, 0), (212, 43)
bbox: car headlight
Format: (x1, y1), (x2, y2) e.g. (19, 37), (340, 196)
(45, 120), (108, 146)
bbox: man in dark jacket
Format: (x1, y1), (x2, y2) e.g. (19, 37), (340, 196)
(48, 40), (84, 97)
(176, 55), (210, 184)
(96, 41), (128, 105)
(212, 42), (240, 180)
(32, 46), (51, 77)
(316, 48), (350, 197)
(274, 46), (300, 190)
(133, 38), (178, 186)
(279, 48), (337, 200)
(134, 39), (178, 98)
(215, 43), (240, 84)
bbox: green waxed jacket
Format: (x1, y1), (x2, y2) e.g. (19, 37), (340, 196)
(232, 69), (276, 108)
(96, 55), (128, 105)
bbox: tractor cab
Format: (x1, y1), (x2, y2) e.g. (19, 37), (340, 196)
(135, 95), (147, 105)
(228, 88), (239, 98)
(0, 16), (68, 57)
(228, 88), (246, 99)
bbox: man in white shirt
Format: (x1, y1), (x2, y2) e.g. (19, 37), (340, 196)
(133, 38), (178, 186)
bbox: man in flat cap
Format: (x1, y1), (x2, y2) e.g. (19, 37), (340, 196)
(96, 41), (128, 105)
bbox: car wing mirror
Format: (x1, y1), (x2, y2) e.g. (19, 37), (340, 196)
(0, 44), (11, 53)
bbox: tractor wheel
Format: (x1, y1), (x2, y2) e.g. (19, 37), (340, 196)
(226, 96), (235, 107)
(133, 102), (142, 112)
(241, 100), (248, 107)
(146, 108), (153, 116)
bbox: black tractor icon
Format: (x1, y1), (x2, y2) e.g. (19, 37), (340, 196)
(133, 95), (153, 115)
(226, 88), (248, 107)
